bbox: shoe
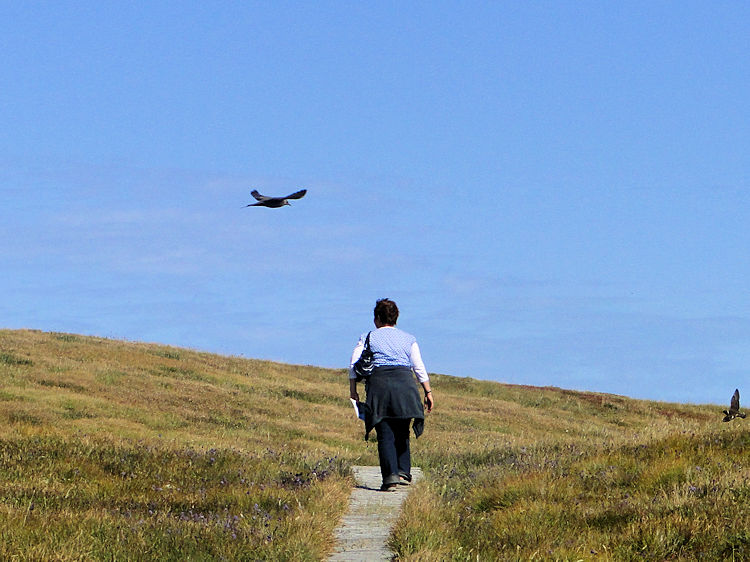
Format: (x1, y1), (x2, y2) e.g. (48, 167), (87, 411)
(398, 472), (412, 485)
(380, 482), (398, 492)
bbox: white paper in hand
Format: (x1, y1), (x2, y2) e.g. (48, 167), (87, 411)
(350, 398), (365, 420)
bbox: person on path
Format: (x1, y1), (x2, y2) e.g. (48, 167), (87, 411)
(349, 299), (433, 491)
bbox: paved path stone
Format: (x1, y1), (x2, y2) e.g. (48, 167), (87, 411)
(328, 466), (423, 561)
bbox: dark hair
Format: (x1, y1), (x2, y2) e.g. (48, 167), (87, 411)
(374, 298), (399, 326)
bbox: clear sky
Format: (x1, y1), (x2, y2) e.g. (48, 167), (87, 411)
(2, 2), (748, 405)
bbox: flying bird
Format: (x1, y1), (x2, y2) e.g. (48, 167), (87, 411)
(245, 189), (307, 208)
(722, 388), (746, 422)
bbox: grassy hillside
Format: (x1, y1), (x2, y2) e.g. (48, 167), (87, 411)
(1, 329), (747, 560)
(0, 329), (358, 560)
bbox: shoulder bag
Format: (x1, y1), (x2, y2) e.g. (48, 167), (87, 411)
(353, 331), (375, 381)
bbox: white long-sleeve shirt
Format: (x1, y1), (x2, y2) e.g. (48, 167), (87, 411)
(349, 326), (429, 383)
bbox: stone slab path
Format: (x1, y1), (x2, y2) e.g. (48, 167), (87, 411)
(328, 466), (423, 561)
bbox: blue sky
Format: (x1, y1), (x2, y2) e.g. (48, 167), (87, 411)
(2, 2), (749, 404)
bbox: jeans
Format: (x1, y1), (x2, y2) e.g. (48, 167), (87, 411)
(375, 418), (411, 484)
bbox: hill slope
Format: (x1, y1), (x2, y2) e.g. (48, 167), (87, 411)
(1, 329), (747, 560)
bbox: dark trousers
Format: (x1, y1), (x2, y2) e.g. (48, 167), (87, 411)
(375, 418), (411, 484)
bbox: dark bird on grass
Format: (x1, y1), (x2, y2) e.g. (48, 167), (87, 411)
(722, 389), (746, 422)
(245, 189), (307, 208)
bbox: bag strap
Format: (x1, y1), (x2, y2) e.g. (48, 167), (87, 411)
(363, 331), (372, 350)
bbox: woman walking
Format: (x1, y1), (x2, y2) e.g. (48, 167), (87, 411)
(349, 299), (433, 491)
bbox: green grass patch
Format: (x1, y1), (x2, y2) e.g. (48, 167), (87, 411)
(52, 333), (81, 342)
(38, 378), (87, 392)
(95, 369), (128, 386)
(0, 353), (33, 366)
(0, 390), (23, 401)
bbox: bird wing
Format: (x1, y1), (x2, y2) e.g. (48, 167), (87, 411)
(250, 190), (272, 202)
(284, 189), (307, 200)
(730, 389), (740, 412)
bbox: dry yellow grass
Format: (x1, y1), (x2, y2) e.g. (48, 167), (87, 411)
(393, 380), (747, 560)
(0, 329), (360, 560)
(1, 328), (746, 560)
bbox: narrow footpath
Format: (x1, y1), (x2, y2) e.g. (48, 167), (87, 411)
(328, 465), (424, 561)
